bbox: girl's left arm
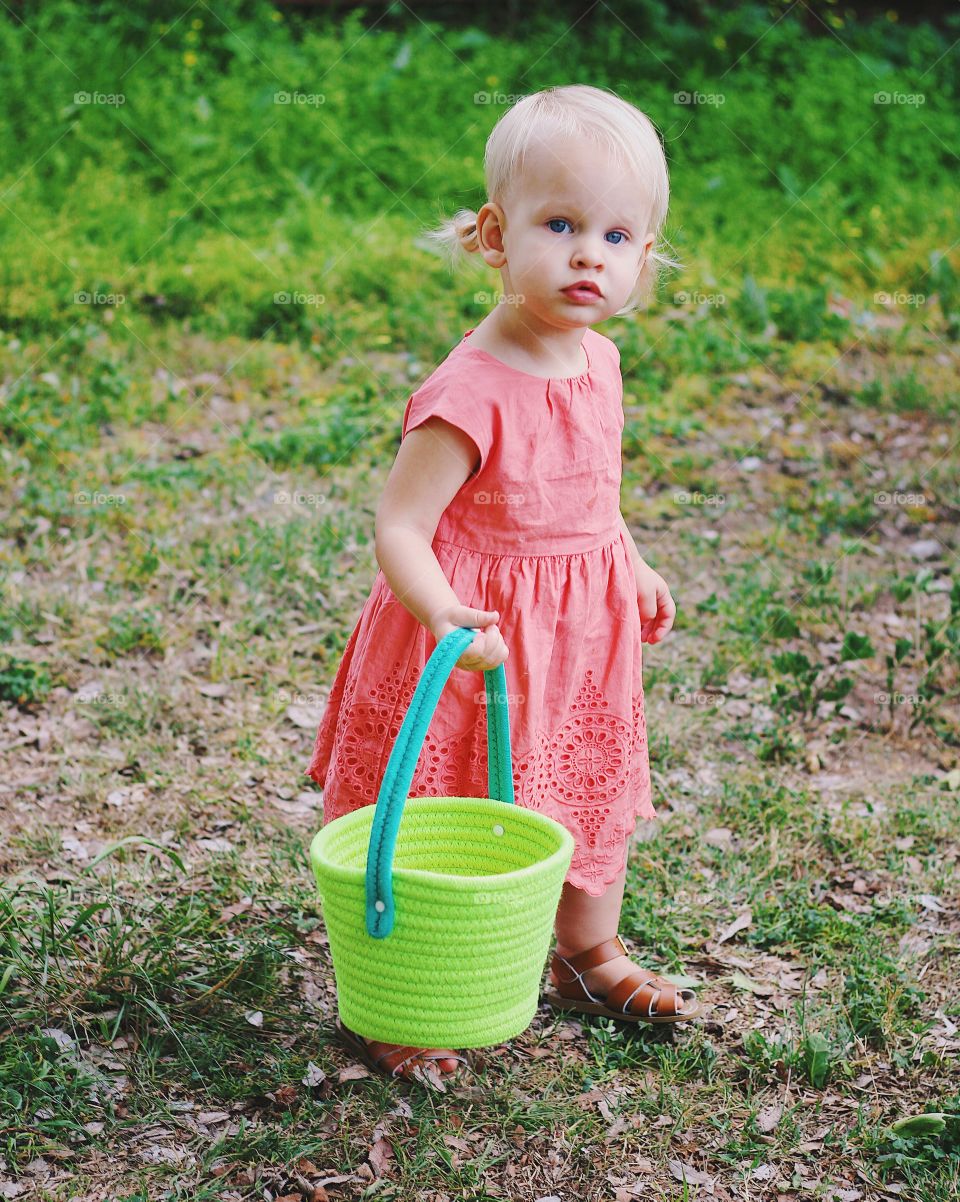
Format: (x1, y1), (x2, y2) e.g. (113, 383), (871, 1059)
(618, 510), (645, 581)
(618, 511), (676, 644)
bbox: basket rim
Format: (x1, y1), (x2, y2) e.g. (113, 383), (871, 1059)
(309, 795), (575, 892)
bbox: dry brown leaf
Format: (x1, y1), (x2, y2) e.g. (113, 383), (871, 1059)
(411, 1061), (448, 1091)
(667, 1159), (715, 1188)
(199, 682), (230, 697)
(216, 895), (253, 922)
(368, 1135), (394, 1176)
(196, 1111), (230, 1126)
(270, 1084), (298, 1108)
(337, 1064), (370, 1082)
(604, 1116), (631, 1141)
(301, 1061), (326, 1087)
(716, 909), (752, 945)
(442, 1135), (472, 1152)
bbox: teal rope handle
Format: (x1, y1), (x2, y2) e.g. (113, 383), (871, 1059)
(365, 626), (515, 938)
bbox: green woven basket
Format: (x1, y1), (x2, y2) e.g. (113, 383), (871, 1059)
(309, 625), (575, 1048)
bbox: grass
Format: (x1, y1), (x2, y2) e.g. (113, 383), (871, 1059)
(2, 762), (956, 1198)
(1, 0), (959, 1198)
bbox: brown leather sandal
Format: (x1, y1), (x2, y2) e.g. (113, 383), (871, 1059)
(542, 934), (705, 1024)
(335, 1018), (474, 1083)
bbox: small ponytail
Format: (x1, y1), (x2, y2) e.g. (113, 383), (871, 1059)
(421, 206), (482, 270)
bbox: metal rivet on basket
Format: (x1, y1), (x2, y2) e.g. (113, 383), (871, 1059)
(493, 823), (504, 836)
(374, 900), (385, 912)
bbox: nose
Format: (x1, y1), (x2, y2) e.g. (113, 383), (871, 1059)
(571, 236), (604, 270)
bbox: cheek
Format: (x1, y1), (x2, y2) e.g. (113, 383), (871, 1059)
(524, 232), (562, 267)
(615, 249), (643, 276)
(511, 248), (550, 284)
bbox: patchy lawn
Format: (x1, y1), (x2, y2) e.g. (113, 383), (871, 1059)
(1, 285), (958, 1200)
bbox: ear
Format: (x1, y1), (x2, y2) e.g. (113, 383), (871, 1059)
(637, 231), (656, 272)
(475, 201), (508, 269)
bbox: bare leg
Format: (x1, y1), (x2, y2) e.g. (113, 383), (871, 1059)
(551, 862), (645, 997)
(550, 859), (699, 1016)
(554, 862), (628, 957)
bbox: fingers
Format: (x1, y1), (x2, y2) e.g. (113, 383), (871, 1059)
(638, 577), (670, 624)
(638, 581), (676, 644)
(461, 606), (499, 626)
(637, 590), (659, 623)
(440, 603), (507, 671)
(643, 606), (676, 642)
(459, 623), (509, 672)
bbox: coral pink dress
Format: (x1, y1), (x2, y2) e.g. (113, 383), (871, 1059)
(304, 326), (654, 895)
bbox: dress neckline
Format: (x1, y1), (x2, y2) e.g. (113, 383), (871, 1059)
(459, 328), (593, 383)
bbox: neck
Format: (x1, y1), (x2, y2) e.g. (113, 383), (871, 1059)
(480, 303), (588, 375)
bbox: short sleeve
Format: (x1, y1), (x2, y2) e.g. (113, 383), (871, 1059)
(401, 375), (493, 477)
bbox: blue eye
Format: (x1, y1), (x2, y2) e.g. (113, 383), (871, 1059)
(546, 219), (628, 244)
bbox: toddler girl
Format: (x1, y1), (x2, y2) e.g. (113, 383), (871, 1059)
(306, 83), (703, 1084)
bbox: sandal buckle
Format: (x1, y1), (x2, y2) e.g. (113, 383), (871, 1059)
(614, 933), (629, 958)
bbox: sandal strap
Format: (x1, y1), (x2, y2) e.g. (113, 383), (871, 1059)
(552, 940), (692, 1018)
(373, 1044), (465, 1076)
(606, 972), (661, 1014)
(552, 933), (629, 978)
(608, 971), (683, 1017)
(656, 981), (680, 1017)
(373, 1044), (420, 1072)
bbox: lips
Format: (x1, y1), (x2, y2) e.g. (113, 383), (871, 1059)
(563, 281), (602, 298)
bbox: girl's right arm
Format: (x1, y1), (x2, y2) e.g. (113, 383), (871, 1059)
(374, 416), (508, 672)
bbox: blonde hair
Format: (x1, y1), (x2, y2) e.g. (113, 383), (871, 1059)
(422, 84), (680, 315)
